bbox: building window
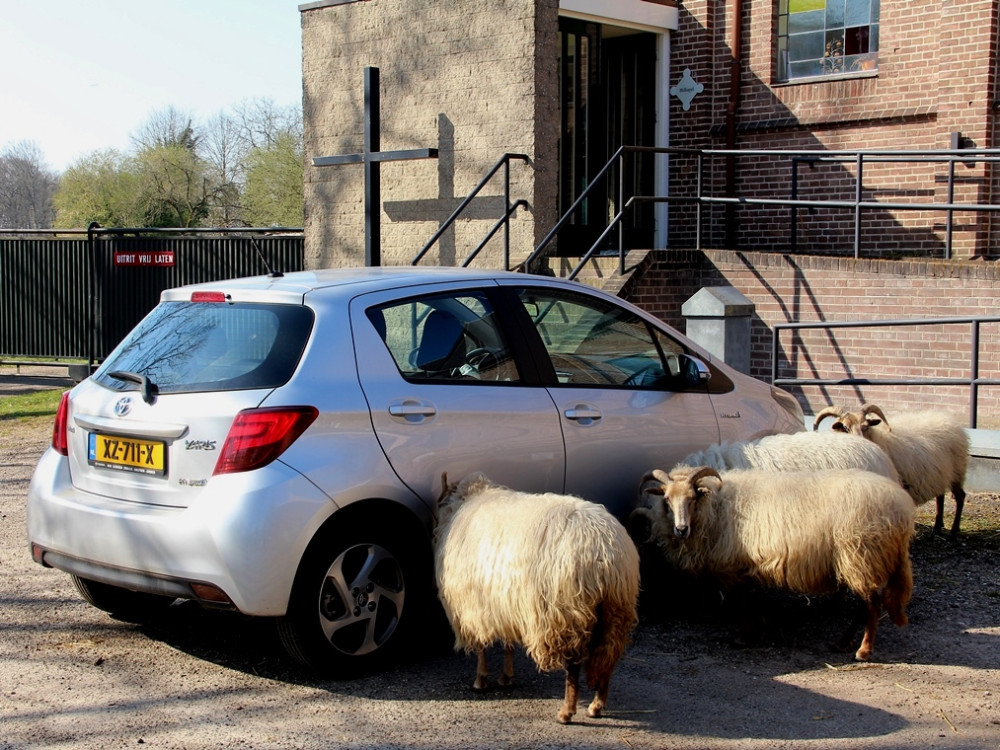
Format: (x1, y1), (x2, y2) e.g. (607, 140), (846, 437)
(777, 0), (879, 82)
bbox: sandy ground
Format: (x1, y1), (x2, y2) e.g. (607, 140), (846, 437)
(1, 373), (998, 749)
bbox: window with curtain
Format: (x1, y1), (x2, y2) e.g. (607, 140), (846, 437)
(777, 0), (880, 82)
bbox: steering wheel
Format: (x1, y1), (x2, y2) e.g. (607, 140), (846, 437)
(464, 347), (501, 380)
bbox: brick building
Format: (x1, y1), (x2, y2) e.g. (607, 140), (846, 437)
(298, 0), (1000, 422)
(299, 0), (1000, 264)
(670, 0), (1000, 257)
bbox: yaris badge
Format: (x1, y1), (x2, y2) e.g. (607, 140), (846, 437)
(114, 397), (133, 417)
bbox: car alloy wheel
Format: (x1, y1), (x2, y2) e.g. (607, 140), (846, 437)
(316, 541), (404, 656)
(278, 526), (425, 675)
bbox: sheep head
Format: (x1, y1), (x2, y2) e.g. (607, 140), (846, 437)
(814, 403), (891, 436)
(860, 403), (892, 432)
(639, 466), (721, 539)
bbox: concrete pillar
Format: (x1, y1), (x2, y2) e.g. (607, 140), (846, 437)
(681, 286), (755, 374)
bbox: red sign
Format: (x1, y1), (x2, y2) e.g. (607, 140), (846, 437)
(113, 250), (176, 267)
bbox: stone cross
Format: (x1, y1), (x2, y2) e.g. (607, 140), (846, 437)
(313, 67), (438, 266)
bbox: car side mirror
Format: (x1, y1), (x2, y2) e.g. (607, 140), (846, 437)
(678, 354), (711, 389)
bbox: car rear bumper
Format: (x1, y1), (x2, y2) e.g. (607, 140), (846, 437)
(26, 447), (336, 616)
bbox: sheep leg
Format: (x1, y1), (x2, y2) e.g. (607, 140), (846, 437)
(948, 483), (966, 539)
(836, 594), (865, 654)
(558, 662), (581, 724)
(473, 648), (489, 691)
(586, 671), (610, 719)
(933, 494), (946, 536)
(854, 593), (882, 662)
(497, 644), (514, 687)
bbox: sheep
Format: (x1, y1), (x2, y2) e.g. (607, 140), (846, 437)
(632, 465), (915, 661)
(813, 403), (969, 537)
(434, 472), (640, 724)
(671, 430), (900, 489)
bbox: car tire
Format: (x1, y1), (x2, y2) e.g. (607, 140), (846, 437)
(277, 525), (430, 676)
(71, 575), (176, 622)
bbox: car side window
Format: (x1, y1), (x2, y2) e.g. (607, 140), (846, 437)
(515, 288), (682, 389)
(368, 292), (520, 382)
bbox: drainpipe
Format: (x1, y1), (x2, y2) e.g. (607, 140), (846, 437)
(724, 0), (743, 247)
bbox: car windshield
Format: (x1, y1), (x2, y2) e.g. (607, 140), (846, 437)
(92, 301), (314, 394)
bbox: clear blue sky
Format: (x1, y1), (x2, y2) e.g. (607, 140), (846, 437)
(0, 1), (303, 173)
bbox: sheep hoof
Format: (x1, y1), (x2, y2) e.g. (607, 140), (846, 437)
(854, 647), (872, 662)
(472, 677), (488, 691)
(497, 674), (513, 687)
(586, 702), (604, 719)
(557, 709), (575, 724)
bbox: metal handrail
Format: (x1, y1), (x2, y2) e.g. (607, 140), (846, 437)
(770, 315), (1000, 429)
(411, 152), (530, 268)
(526, 145), (1000, 275)
(524, 145), (688, 279)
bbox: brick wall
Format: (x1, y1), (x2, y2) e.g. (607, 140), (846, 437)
(300, 0), (559, 269)
(628, 250), (1000, 427)
(669, 0), (1000, 258)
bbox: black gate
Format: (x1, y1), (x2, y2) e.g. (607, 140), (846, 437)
(0, 229), (304, 364)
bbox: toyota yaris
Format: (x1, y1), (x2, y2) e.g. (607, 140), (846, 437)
(27, 266), (803, 673)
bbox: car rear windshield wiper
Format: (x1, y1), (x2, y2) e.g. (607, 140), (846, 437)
(108, 370), (159, 405)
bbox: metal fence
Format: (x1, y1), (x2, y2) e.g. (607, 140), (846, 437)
(770, 315), (1000, 429)
(0, 228), (304, 366)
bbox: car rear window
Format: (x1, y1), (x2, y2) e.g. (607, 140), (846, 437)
(92, 301), (314, 394)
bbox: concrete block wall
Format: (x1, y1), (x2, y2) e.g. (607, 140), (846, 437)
(629, 249), (1000, 428)
(300, 0), (559, 269)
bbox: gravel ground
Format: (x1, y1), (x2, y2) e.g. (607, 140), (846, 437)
(1, 374), (998, 749)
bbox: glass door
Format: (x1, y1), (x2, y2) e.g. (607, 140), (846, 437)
(557, 19), (656, 254)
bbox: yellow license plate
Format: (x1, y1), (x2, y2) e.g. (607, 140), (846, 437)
(88, 433), (166, 476)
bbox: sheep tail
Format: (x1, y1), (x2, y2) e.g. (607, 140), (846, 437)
(882, 547), (914, 628)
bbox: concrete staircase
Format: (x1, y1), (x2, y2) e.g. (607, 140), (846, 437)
(543, 249), (653, 295)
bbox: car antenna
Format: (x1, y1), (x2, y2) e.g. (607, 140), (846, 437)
(250, 235), (284, 278)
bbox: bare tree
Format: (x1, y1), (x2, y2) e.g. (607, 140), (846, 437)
(202, 110), (249, 226)
(130, 106), (201, 152)
(231, 98), (303, 151)
(0, 141), (57, 229)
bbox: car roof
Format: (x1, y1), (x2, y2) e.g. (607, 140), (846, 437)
(163, 266), (586, 302)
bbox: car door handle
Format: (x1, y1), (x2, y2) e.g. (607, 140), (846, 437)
(388, 401), (437, 419)
(563, 405), (602, 421)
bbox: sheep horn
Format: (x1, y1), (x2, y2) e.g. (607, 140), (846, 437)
(688, 466), (722, 487)
(861, 403), (891, 431)
(435, 472), (452, 506)
(639, 471), (667, 499)
(651, 468), (673, 485)
(813, 405), (845, 431)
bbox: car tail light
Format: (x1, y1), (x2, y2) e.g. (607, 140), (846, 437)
(52, 392), (70, 456)
(213, 406), (318, 475)
(190, 291), (228, 302)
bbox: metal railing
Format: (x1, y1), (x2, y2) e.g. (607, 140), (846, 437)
(525, 145), (677, 280)
(770, 315), (1000, 429)
(525, 145), (1000, 277)
(410, 152), (530, 269)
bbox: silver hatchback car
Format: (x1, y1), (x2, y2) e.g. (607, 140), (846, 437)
(27, 266), (803, 673)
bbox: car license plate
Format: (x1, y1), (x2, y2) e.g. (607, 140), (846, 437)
(88, 433), (166, 476)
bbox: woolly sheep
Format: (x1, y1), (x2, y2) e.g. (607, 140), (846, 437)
(633, 465), (915, 661)
(813, 403), (969, 537)
(434, 472), (640, 724)
(670, 430), (900, 489)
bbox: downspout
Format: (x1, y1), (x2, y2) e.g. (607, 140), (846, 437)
(724, 0), (743, 247)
